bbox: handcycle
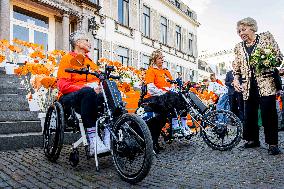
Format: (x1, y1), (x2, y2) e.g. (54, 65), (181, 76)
(43, 64), (153, 184)
(136, 82), (243, 151)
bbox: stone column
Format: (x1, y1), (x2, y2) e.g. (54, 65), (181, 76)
(0, 0), (11, 40)
(82, 16), (88, 32)
(62, 13), (70, 51)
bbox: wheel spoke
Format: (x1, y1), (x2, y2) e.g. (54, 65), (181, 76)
(202, 110), (242, 150)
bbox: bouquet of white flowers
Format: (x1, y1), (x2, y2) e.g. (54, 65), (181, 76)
(250, 46), (280, 74)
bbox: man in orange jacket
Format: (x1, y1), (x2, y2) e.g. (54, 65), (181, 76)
(57, 30), (109, 154)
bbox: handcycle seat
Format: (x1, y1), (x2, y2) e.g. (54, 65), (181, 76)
(57, 94), (104, 132)
(138, 83), (147, 107)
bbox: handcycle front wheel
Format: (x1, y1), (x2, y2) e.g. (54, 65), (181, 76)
(43, 102), (65, 162)
(201, 109), (242, 151)
(111, 113), (153, 184)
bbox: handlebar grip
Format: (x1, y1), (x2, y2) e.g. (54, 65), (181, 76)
(109, 75), (120, 80)
(65, 68), (76, 73)
(93, 71), (100, 78)
(65, 68), (88, 75)
(167, 79), (178, 84)
(106, 66), (115, 71)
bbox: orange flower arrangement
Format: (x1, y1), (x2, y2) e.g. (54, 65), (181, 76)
(8, 45), (22, 53)
(47, 56), (56, 65)
(190, 87), (218, 105)
(50, 49), (65, 57)
(30, 51), (45, 59)
(0, 39), (9, 47)
(119, 82), (131, 93)
(0, 55), (5, 63)
(40, 76), (57, 89)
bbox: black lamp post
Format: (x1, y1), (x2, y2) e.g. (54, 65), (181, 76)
(88, 16), (99, 38)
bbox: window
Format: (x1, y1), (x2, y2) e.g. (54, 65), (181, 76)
(175, 0), (180, 9)
(118, 0), (129, 26)
(165, 61), (171, 70)
(93, 39), (101, 63)
(160, 16), (167, 44)
(176, 65), (182, 75)
(176, 25), (181, 51)
(188, 33), (193, 55)
(219, 62), (226, 75)
(141, 54), (150, 69)
(12, 6), (49, 50)
(117, 46), (129, 66)
(187, 10), (193, 18)
(142, 5), (150, 37)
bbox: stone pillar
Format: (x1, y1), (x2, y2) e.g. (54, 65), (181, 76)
(82, 16), (88, 32)
(78, 15), (88, 32)
(0, 0), (11, 40)
(62, 13), (70, 51)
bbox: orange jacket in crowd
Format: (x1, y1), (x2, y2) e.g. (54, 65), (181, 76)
(57, 52), (99, 97)
(216, 79), (224, 86)
(144, 66), (173, 98)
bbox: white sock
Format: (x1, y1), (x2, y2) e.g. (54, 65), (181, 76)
(103, 128), (110, 149)
(87, 127), (96, 154)
(181, 117), (191, 135)
(172, 118), (179, 129)
(181, 117), (188, 129)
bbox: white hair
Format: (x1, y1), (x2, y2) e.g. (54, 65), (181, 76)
(237, 17), (258, 32)
(69, 30), (89, 49)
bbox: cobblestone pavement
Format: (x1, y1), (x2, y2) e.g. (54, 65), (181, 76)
(1, 130), (284, 189)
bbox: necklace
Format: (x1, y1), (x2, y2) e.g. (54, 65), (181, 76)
(245, 37), (256, 47)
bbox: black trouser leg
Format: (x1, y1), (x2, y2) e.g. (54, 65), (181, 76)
(147, 115), (167, 146)
(260, 95), (278, 145)
(243, 96), (259, 142)
(237, 93), (244, 122)
(60, 87), (100, 128)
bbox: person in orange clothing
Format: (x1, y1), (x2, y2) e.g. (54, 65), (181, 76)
(57, 30), (108, 154)
(210, 73), (224, 86)
(142, 50), (190, 153)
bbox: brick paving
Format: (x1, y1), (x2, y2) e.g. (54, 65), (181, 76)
(0, 130), (284, 189)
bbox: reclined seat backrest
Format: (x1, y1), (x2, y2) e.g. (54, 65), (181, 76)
(138, 83), (148, 106)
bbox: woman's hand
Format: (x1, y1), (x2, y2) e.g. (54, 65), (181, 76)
(233, 79), (243, 92)
(276, 56), (283, 64)
(94, 86), (102, 94)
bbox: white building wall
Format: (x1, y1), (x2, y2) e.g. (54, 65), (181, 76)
(3, 0), (200, 81)
(199, 50), (234, 81)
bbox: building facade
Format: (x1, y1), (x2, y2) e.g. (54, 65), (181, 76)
(196, 59), (213, 82)
(198, 49), (234, 81)
(0, 0), (199, 81)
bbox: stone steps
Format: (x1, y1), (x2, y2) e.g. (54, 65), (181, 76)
(0, 86), (26, 94)
(0, 71), (48, 151)
(0, 100), (29, 111)
(0, 132), (81, 151)
(0, 121), (42, 134)
(0, 111), (38, 122)
(0, 94), (26, 102)
(0, 71), (82, 151)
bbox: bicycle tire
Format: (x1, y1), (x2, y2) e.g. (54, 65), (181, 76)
(201, 109), (242, 151)
(111, 113), (153, 184)
(43, 102), (65, 162)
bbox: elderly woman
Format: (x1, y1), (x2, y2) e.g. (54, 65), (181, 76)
(233, 17), (283, 155)
(142, 50), (190, 153)
(57, 30), (109, 155)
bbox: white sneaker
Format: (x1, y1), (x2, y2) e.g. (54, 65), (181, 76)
(183, 128), (191, 136)
(96, 137), (110, 154)
(103, 128), (111, 150)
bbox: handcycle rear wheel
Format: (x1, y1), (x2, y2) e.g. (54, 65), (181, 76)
(111, 113), (153, 184)
(201, 109), (242, 151)
(43, 102), (65, 162)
